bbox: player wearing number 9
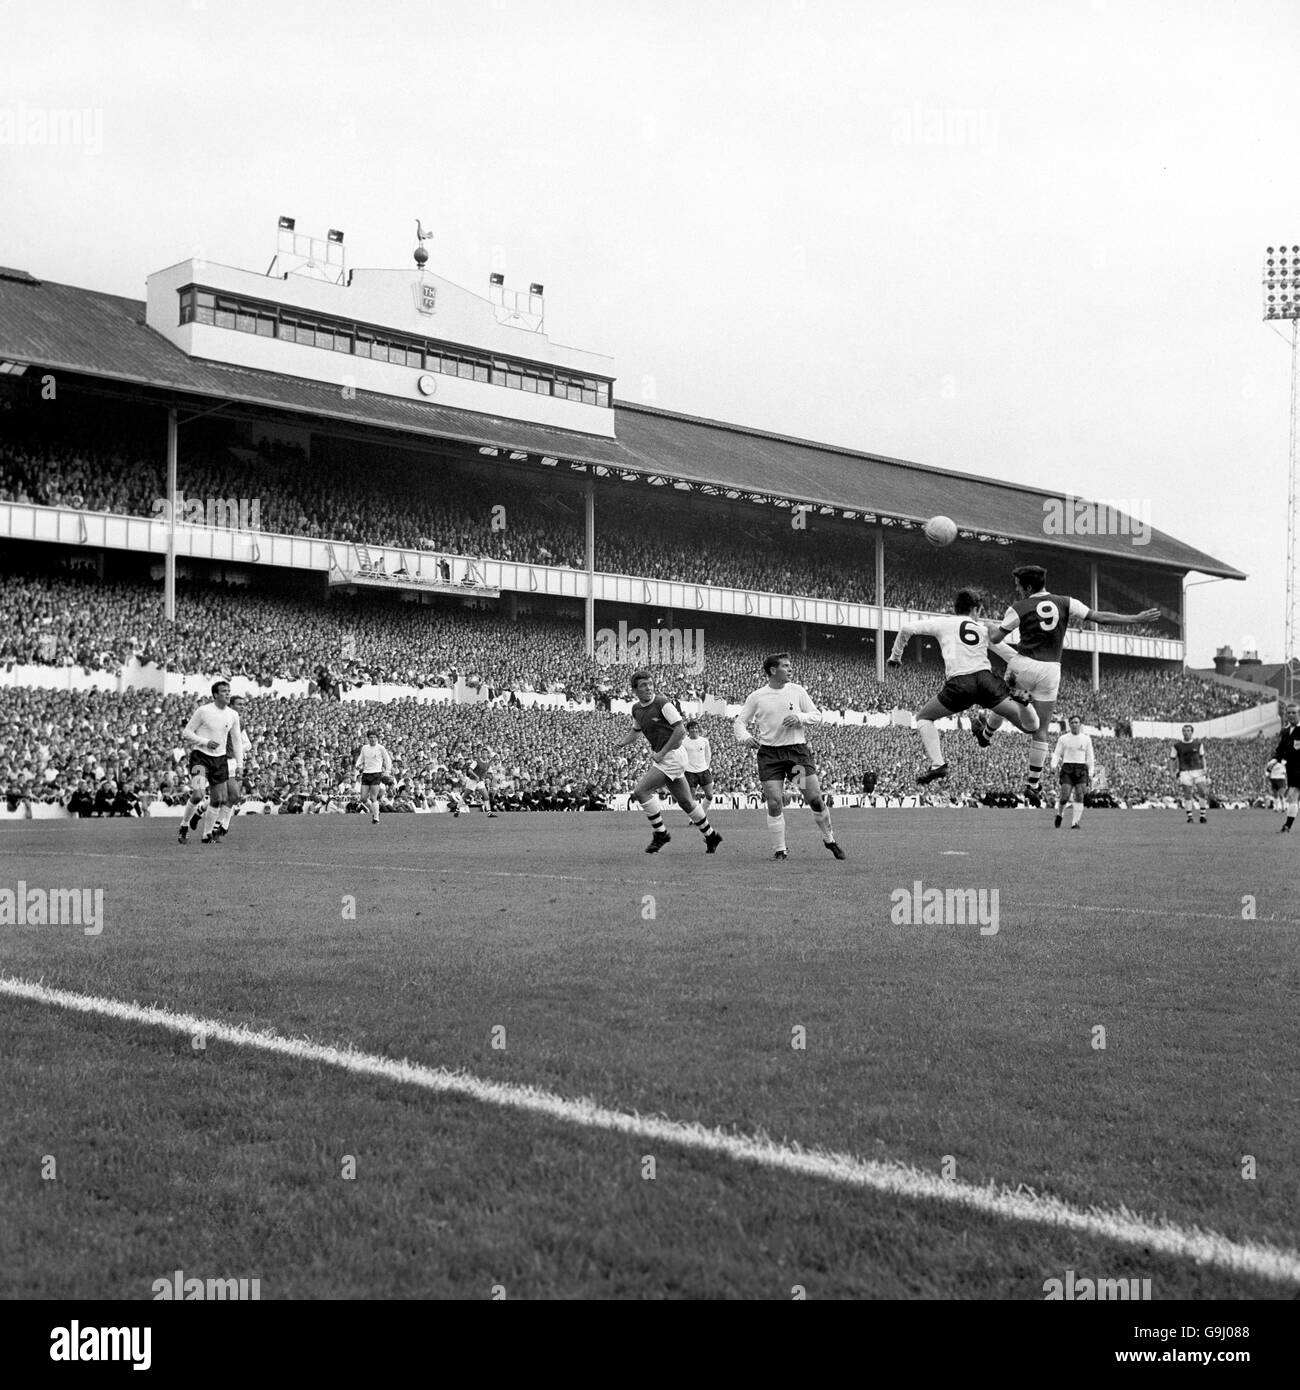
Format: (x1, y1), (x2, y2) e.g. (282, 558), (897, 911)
(886, 588), (1040, 783)
(982, 565), (1162, 803)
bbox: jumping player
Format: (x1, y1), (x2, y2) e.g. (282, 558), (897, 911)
(887, 588), (1040, 783)
(733, 653), (845, 860)
(178, 680), (242, 845)
(682, 719), (715, 810)
(1169, 724), (1210, 824)
(1270, 704), (1300, 833)
(984, 566), (1160, 805)
(615, 671), (721, 854)
(355, 729), (393, 825)
(1051, 715), (1094, 829)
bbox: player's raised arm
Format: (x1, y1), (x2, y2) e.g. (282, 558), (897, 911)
(888, 615), (941, 666)
(987, 608), (1022, 646)
(732, 692), (759, 744)
(1085, 604), (1161, 625)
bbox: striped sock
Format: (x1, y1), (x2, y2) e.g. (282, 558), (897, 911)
(687, 805), (713, 835)
(1027, 746), (1047, 788)
(642, 795), (666, 833)
(188, 801), (205, 831)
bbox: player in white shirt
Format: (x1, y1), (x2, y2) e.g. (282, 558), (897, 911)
(1051, 715), (1095, 829)
(1265, 756), (1287, 812)
(211, 693), (253, 840)
(733, 653), (844, 860)
(178, 680), (243, 845)
(887, 589), (1040, 784)
(682, 720), (714, 810)
(355, 729), (393, 825)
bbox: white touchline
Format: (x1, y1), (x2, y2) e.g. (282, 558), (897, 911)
(3, 975), (1299, 1286)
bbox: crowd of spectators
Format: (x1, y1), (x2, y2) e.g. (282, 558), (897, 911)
(0, 684), (1285, 818)
(0, 568), (1264, 728)
(0, 425), (1181, 628)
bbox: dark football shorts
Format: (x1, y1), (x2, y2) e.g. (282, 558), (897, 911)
(1059, 764), (1090, 786)
(361, 771), (386, 787)
(936, 669), (1011, 713)
(756, 743), (817, 785)
(685, 769), (713, 791)
(188, 751), (228, 786)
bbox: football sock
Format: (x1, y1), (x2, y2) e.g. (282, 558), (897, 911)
(217, 805), (234, 830)
(188, 800), (205, 831)
(918, 719), (943, 766)
(1286, 815), (1296, 831)
(686, 804), (714, 835)
(983, 712), (1005, 733)
(1071, 802), (1084, 827)
(201, 807), (216, 838)
(1026, 745), (1047, 789)
(812, 807), (835, 842)
(766, 812), (787, 854)
(641, 796), (666, 833)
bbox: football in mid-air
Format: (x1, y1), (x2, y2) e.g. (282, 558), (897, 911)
(923, 515), (958, 546)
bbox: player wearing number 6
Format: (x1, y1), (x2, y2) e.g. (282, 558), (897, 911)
(983, 566), (1161, 805)
(887, 589), (1039, 785)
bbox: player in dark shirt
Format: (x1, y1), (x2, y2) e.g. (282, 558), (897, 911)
(985, 565), (1161, 805)
(1270, 702), (1300, 833)
(614, 670), (722, 854)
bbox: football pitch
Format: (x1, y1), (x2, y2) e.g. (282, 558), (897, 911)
(1, 807), (1296, 1300)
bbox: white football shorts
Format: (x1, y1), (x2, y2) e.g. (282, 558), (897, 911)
(1005, 654), (1061, 703)
(652, 748), (688, 779)
(1177, 769), (1208, 789)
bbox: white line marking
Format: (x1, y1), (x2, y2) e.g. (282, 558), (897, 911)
(2, 973), (1297, 1285)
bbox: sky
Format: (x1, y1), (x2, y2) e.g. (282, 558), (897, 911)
(2, 0), (1297, 667)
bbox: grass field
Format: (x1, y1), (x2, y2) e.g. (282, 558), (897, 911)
(1, 805), (1297, 1300)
